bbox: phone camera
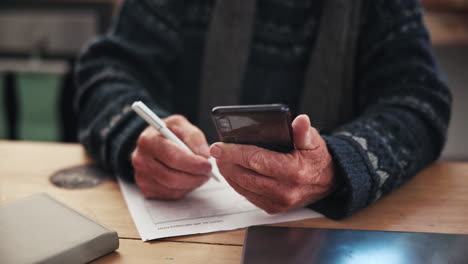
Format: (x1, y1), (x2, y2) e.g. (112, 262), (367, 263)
(217, 118), (232, 132)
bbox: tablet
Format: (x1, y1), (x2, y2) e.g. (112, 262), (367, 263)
(242, 226), (468, 264)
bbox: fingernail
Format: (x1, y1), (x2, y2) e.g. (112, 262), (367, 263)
(210, 145), (222, 158)
(304, 130), (312, 147)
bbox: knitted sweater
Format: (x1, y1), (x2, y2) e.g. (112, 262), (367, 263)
(74, 0), (452, 219)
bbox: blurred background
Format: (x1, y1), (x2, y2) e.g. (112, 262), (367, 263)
(0, 0), (466, 160)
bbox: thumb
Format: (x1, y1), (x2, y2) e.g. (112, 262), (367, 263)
(292, 114), (320, 150)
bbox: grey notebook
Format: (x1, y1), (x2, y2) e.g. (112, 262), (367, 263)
(0, 193), (119, 264)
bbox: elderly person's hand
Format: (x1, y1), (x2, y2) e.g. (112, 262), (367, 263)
(131, 115), (212, 199)
(210, 114), (336, 214)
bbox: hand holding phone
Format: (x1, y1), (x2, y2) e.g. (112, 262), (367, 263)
(211, 104), (294, 153)
(209, 113), (337, 214)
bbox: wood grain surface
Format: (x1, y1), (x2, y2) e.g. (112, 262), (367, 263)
(1, 140), (468, 263)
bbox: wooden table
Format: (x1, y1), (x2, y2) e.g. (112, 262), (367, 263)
(1, 140), (468, 263)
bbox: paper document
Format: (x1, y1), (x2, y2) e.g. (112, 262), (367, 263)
(118, 158), (322, 241)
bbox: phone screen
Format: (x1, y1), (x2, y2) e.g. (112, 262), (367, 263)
(211, 104), (294, 153)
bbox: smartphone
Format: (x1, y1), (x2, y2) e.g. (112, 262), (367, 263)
(211, 104), (294, 153)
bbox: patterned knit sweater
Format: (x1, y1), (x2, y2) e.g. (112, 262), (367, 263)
(74, 0), (452, 219)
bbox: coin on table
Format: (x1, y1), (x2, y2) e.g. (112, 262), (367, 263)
(50, 164), (111, 189)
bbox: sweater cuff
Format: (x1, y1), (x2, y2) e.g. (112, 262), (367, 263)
(307, 135), (373, 219)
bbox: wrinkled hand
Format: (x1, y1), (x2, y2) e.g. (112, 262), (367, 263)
(131, 115), (212, 199)
(210, 115), (336, 214)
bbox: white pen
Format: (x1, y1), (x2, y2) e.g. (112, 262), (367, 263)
(132, 101), (220, 182)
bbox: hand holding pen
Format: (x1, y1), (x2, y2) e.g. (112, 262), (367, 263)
(131, 101), (219, 200)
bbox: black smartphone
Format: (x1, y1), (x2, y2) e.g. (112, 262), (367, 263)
(211, 104), (294, 153)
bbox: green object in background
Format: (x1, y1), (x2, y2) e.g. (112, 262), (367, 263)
(0, 72), (62, 142)
(15, 73), (60, 141)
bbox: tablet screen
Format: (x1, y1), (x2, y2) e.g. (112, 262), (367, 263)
(242, 226), (468, 264)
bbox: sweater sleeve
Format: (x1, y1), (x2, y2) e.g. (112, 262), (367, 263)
(74, 0), (184, 180)
(309, 0), (452, 219)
